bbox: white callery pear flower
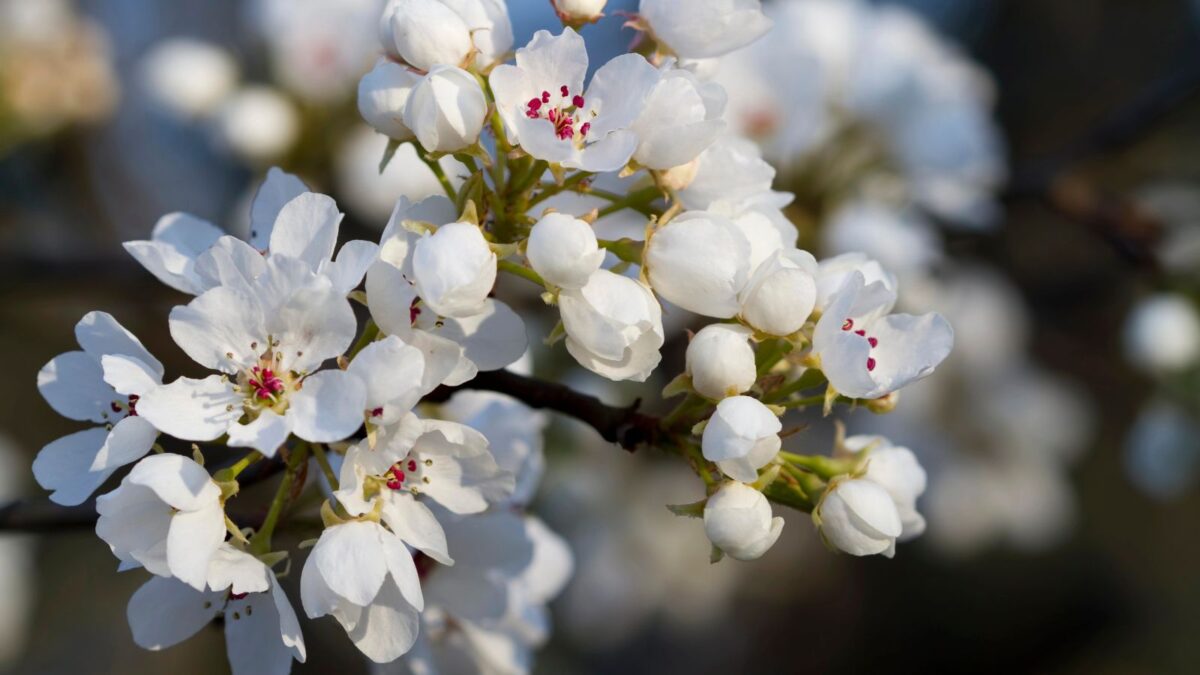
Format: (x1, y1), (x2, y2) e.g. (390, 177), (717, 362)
(822, 199), (943, 282)
(701, 396), (782, 482)
(358, 59), (420, 141)
(404, 65), (487, 153)
(630, 64), (726, 170)
(738, 249), (818, 336)
(136, 259), (364, 457)
(639, 0), (773, 59)
(558, 269), (664, 382)
(441, 390), (549, 507)
(526, 212), (605, 290)
(95, 454), (226, 590)
(816, 477), (903, 557)
(439, 0), (514, 68)
(215, 86), (300, 164)
(490, 28), (659, 172)
(553, 0), (607, 23)
(704, 482), (784, 561)
(379, 0), (474, 71)
(716, 196), (800, 274)
(813, 251), (896, 312)
(1124, 293), (1200, 372)
(34, 312), (163, 506)
(346, 335), (428, 427)
(412, 221), (497, 318)
(127, 545), (305, 675)
(300, 520), (425, 663)
(679, 135), (781, 211)
(848, 435), (927, 540)
(139, 38), (238, 119)
(685, 324), (756, 400)
(812, 270), (953, 400)
(645, 210), (753, 318)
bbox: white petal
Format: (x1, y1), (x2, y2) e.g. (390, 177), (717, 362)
(271, 281), (358, 374)
(37, 351), (111, 423)
(249, 167), (309, 251)
(365, 259), (420, 338)
(269, 192), (343, 269)
(127, 453), (221, 511)
(167, 501), (227, 590)
(346, 579), (420, 663)
(440, 299), (527, 372)
(227, 410), (293, 458)
(75, 311), (163, 377)
(206, 546), (271, 595)
(313, 522), (388, 607)
(100, 355), (161, 397)
(193, 235), (268, 293)
(378, 527), (424, 611)
(90, 415), (157, 472)
(289, 370), (367, 443)
(33, 428), (113, 506)
(124, 212), (224, 294)
(270, 577), (307, 663)
(321, 240), (379, 296)
(574, 129), (640, 173)
(582, 53), (659, 138)
(381, 492), (452, 565)
(127, 576), (221, 650)
(224, 592), (297, 675)
(136, 375), (241, 442)
(515, 29), (587, 104)
(169, 286), (265, 373)
(348, 336), (426, 420)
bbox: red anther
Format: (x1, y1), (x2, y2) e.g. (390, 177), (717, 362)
(230, 592), (248, 600)
(572, 95), (585, 108)
(371, 407), (384, 418)
(866, 357), (877, 372)
(868, 337), (878, 348)
(527, 97), (542, 111)
(407, 459), (417, 472)
(386, 478), (402, 490)
(854, 329), (865, 337)
(111, 402), (123, 414)
(409, 299), (421, 324)
(127, 394), (140, 416)
(541, 91), (550, 103)
(580, 122), (591, 136)
(560, 85), (569, 97)
(842, 318), (854, 331)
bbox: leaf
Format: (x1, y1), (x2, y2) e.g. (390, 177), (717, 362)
(379, 139), (401, 174)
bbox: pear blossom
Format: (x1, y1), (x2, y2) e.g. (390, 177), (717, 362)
(704, 481), (784, 561)
(644, 210), (753, 318)
(490, 29), (660, 172)
(345, 336), (429, 427)
(1123, 293), (1200, 372)
(95, 454), (226, 590)
(139, 38), (238, 118)
(412, 221), (497, 318)
(404, 65), (487, 153)
(685, 324), (756, 400)
(639, 0), (772, 59)
(553, 0), (606, 24)
(813, 271), (952, 399)
(701, 396), (781, 482)
(127, 545), (305, 674)
(358, 59), (420, 141)
(717, 195), (800, 273)
(816, 476), (903, 557)
(34, 312), (163, 506)
(442, 0), (514, 68)
(629, 64), (726, 170)
(678, 135), (782, 212)
(558, 270), (664, 382)
(300, 520), (426, 663)
(215, 86), (300, 163)
(738, 249), (818, 336)
(526, 212), (605, 290)
(441, 390), (549, 507)
(813, 252), (897, 312)
(848, 435), (927, 540)
(379, 0), (474, 71)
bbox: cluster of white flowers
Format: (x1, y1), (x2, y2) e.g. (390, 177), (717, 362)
(33, 0), (963, 671)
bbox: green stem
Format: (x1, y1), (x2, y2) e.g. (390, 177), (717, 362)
(348, 319), (380, 359)
(780, 452), (850, 480)
(497, 259), (546, 287)
(214, 451), (261, 483)
(311, 443), (340, 491)
(661, 393), (711, 431)
(421, 154), (456, 200)
(755, 338), (794, 377)
(763, 369), (826, 403)
(598, 238), (644, 265)
(597, 186), (662, 218)
(249, 443), (309, 555)
(528, 171), (591, 208)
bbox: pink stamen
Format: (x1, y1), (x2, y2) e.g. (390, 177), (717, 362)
(371, 407), (384, 418)
(868, 337), (878, 348)
(409, 299), (421, 325)
(580, 122), (591, 137)
(230, 591), (248, 600)
(572, 94), (585, 108)
(560, 85), (569, 97)
(250, 366), (284, 400)
(842, 318), (854, 331)
(541, 91), (550, 103)
(866, 357), (877, 372)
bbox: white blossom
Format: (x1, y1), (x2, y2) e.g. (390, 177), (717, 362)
(678, 135), (782, 211)
(701, 396), (781, 482)
(630, 64), (726, 170)
(704, 481), (784, 561)
(848, 435), (927, 540)
(439, 0), (514, 68)
(685, 324), (756, 400)
(816, 477), (902, 557)
(1123, 293), (1200, 372)
(404, 65), (487, 153)
(526, 212), (605, 290)
(412, 221), (497, 318)
(139, 38), (238, 118)
(379, 0), (474, 71)
(358, 59), (420, 141)
(738, 249), (818, 336)
(639, 0), (772, 59)
(558, 270), (664, 382)
(645, 210), (753, 318)
(215, 86), (300, 164)
(553, 0), (607, 23)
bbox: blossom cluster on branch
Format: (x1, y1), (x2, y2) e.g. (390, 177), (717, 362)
(32, 0), (957, 672)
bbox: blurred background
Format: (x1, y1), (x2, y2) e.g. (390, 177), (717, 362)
(2, 0), (1200, 672)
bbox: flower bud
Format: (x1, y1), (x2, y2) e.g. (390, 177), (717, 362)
(553, 0), (607, 24)
(738, 250), (818, 336)
(704, 482), (784, 561)
(701, 396), (781, 482)
(215, 86), (299, 163)
(816, 477), (902, 557)
(559, 270), (664, 382)
(139, 38), (238, 118)
(631, 67), (725, 170)
(357, 60), (420, 141)
(526, 212), (605, 290)
(645, 211), (752, 318)
(1123, 293), (1200, 372)
(412, 222), (497, 318)
(380, 0), (474, 71)
(686, 324), (756, 400)
(403, 65), (487, 153)
(639, 0), (773, 59)
(849, 436), (927, 540)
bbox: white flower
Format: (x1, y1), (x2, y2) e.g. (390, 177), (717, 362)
(1124, 293), (1200, 372)
(704, 482), (784, 561)
(135, 259), (365, 457)
(685, 324), (756, 400)
(441, 390), (548, 507)
(404, 65), (487, 153)
(848, 435), (927, 540)
(526, 212), (604, 290)
(300, 520), (425, 663)
(816, 477), (903, 557)
(701, 396), (781, 482)
(558, 270), (664, 382)
(358, 59), (420, 141)
(215, 86), (300, 164)
(629, 64), (726, 170)
(812, 270), (952, 399)
(490, 29), (660, 172)
(813, 252), (896, 312)
(412, 221), (496, 318)
(714, 193), (799, 274)
(379, 0), (474, 71)
(347, 335), (429, 427)
(821, 199), (943, 282)
(738, 249), (818, 336)
(139, 38), (238, 118)
(678, 135), (781, 211)
(639, 0), (772, 59)
(644, 210), (752, 318)
(34, 312), (163, 506)
(95, 454), (226, 590)
(127, 545), (305, 675)
(553, 0), (607, 23)
(438, 0), (514, 68)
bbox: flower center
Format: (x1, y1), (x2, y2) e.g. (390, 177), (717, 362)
(841, 318), (879, 372)
(235, 348), (297, 415)
(110, 393), (140, 418)
(381, 456), (434, 492)
(525, 84), (592, 142)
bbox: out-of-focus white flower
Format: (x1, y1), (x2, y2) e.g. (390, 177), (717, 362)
(822, 199), (942, 282)
(412, 221), (497, 318)
(704, 481), (784, 561)
(335, 131), (468, 223)
(441, 390), (549, 507)
(358, 60), (420, 141)
(639, 0), (773, 59)
(215, 86), (300, 164)
(403, 65), (487, 153)
(630, 65), (726, 170)
(738, 249), (818, 336)
(679, 136), (781, 211)
(34, 312), (163, 506)
(701, 395), (781, 482)
(490, 29), (659, 171)
(553, 0), (607, 24)
(813, 271), (953, 399)
(645, 210), (753, 318)
(685, 324), (756, 400)
(139, 38), (238, 119)
(96, 454), (226, 590)
(1125, 399), (1200, 500)
(816, 477), (902, 557)
(848, 435), (927, 540)
(526, 212), (605, 290)
(380, 0), (475, 71)
(1124, 293), (1200, 372)
(559, 270), (664, 382)
(813, 252), (897, 312)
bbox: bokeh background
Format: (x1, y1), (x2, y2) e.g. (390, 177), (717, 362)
(2, 0), (1200, 672)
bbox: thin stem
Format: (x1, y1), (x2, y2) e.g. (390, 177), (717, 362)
(497, 259), (546, 287)
(310, 443), (340, 491)
(250, 443), (309, 554)
(219, 451), (262, 482)
(528, 171), (591, 208)
(420, 154), (456, 201)
(597, 186), (662, 218)
(780, 452), (850, 480)
(349, 319), (380, 359)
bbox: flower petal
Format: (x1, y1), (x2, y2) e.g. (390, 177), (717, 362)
(289, 370), (367, 443)
(347, 336), (426, 422)
(127, 576), (221, 650)
(136, 375), (242, 442)
(312, 522), (389, 607)
(381, 491), (452, 565)
(33, 428), (113, 506)
(227, 409), (293, 458)
(167, 501), (226, 590)
(269, 192), (343, 269)
(37, 351), (111, 423)
(76, 311), (164, 377)
(91, 415), (157, 473)
(249, 168), (309, 251)
(169, 285), (265, 373)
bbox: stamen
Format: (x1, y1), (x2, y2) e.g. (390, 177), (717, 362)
(866, 357), (877, 372)
(842, 318), (854, 331)
(559, 84), (569, 97)
(572, 94), (585, 108)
